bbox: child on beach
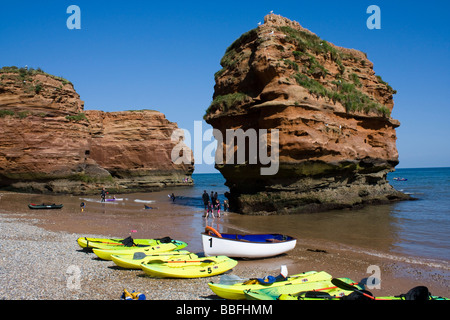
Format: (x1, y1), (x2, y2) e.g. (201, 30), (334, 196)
(223, 200), (229, 212)
(204, 201), (214, 218)
(215, 199), (221, 218)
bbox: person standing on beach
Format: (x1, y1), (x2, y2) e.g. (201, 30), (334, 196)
(170, 193), (176, 202)
(100, 188), (107, 202)
(210, 191), (215, 205)
(202, 190), (210, 210)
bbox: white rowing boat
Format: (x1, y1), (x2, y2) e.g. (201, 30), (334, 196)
(201, 227), (296, 259)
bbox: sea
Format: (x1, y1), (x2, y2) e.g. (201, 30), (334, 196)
(193, 168), (450, 264)
(0, 167), (449, 270)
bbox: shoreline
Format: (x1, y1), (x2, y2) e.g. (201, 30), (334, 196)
(0, 206), (448, 300)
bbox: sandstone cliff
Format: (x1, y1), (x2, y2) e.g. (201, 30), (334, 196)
(0, 66), (193, 194)
(204, 14), (409, 214)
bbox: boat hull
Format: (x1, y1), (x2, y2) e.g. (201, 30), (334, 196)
(201, 233), (296, 258)
(111, 251), (196, 269)
(77, 237), (160, 249)
(208, 271), (324, 300)
(28, 204), (63, 210)
(140, 256), (238, 278)
(92, 240), (188, 260)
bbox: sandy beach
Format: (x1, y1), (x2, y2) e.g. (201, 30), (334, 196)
(0, 189), (448, 302)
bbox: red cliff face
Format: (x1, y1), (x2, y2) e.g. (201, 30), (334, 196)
(0, 67), (193, 194)
(204, 14), (408, 214)
(85, 110), (194, 191)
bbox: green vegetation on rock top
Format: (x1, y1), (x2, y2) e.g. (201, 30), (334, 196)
(0, 66), (73, 86)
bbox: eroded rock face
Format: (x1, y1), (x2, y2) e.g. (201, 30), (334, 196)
(85, 110), (194, 192)
(204, 14), (409, 214)
(0, 67), (193, 194)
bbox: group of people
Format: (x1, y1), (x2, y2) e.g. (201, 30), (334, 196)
(202, 190), (229, 218)
(96, 187), (229, 218)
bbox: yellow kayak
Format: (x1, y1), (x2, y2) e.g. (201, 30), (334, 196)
(77, 236), (179, 250)
(140, 256), (238, 278)
(111, 251), (197, 269)
(92, 240), (187, 260)
(208, 271), (329, 300)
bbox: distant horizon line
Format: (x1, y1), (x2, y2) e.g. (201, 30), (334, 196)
(192, 165), (450, 174)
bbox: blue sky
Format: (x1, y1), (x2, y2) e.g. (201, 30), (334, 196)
(1, 1), (449, 173)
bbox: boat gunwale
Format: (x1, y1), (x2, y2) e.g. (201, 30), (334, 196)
(201, 232), (297, 245)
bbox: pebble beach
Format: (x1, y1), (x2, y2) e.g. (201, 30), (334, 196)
(1, 209), (448, 301)
(0, 179), (449, 302)
(0, 214), (220, 300)
(0, 210), (282, 301)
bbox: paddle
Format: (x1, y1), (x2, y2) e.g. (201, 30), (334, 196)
(145, 259), (215, 264)
(290, 281), (357, 297)
(331, 278), (375, 300)
(84, 237), (135, 246)
(133, 252), (148, 259)
(132, 251), (194, 260)
(219, 274), (248, 285)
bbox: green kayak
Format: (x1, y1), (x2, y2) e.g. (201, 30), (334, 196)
(245, 277), (362, 300)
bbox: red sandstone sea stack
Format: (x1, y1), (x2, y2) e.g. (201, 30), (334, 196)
(204, 14), (409, 214)
(0, 66), (193, 194)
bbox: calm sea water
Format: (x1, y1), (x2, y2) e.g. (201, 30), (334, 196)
(1, 168), (448, 268)
(188, 168), (450, 265)
(387, 167), (450, 262)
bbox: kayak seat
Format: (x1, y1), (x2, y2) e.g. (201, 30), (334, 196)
(156, 236), (173, 243)
(121, 236), (135, 247)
